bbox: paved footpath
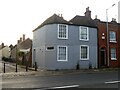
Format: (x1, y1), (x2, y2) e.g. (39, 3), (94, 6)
(0, 61), (119, 78)
(1, 67), (119, 79)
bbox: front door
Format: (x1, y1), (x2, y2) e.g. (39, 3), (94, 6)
(100, 48), (106, 66)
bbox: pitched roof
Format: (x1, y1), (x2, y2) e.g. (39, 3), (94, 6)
(69, 15), (97, 28)
(33, 14), (69, 31)
(17, 38), (32, 49)
(33, 14), (98, 32)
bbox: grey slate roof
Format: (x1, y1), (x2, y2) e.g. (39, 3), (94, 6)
(17, 38), (32, 49)
(33, 14), (97, 32)
(69, 15), (97, 28)
(33, 14), (69, 31)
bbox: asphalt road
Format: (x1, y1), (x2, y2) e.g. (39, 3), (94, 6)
(2, 70), (120, 90)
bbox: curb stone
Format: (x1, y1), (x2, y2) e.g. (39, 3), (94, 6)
(1, 68), (119, 78)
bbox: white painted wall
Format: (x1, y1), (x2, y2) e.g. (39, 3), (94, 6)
(0, 46), (10, 59)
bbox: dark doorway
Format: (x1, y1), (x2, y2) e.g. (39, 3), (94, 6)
(100, 48), (106, 66)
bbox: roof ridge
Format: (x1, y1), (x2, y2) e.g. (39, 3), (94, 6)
(69, 15), (97, 28)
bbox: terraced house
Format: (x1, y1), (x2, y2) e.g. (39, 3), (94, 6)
(32, 7), (98, 70)
(95, 17), (120, 68)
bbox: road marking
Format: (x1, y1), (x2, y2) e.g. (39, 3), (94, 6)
(50, 85), (79, 89)
(105, 80), (120, 84)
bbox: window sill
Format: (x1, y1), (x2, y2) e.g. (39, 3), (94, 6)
(80, 59), (89, 61)
(58, 38), (68, 40)
(57, 60), (68, 62)
(80, 39), (89, 41)
(111, 58), (117, 61)
(109, 41), (117, 43)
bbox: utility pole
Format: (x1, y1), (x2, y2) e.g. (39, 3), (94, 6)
(16, 45), (17, 72)
(106, 3), (116, 67)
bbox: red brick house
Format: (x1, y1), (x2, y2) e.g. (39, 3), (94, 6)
(95, 18), (119, 68)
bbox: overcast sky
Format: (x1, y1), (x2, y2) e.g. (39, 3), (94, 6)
(0, 0), (119, 46)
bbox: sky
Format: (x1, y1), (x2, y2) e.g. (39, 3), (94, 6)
(0, 0), (119, 46)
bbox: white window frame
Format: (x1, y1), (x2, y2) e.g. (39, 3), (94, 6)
(109, 31), (116, 43)
(111, 48), (117, 60)
(80, 45), (89, 60)
(57, 45), (68, 61)
(79, 26), (89, 41)
(58, 24), (68, 39)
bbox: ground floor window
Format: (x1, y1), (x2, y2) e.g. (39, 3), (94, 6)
(111, 48), (116, 60)
(80, 45), (89, 60)
(57, 46), (68, 61)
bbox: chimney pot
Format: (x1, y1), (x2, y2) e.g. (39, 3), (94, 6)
(111, 18), (117, 23)
(2, 43), (4, 48)
(61, 14), (62, 17)
(95, 15), (97, 19)
(85, 7), (91, 19)
(23, 34), (25, 41)
(112, 18), (116, 21)
(86, 7), (89, 11)
(58, 14), (60, 17)
(20, 37), (22, 43)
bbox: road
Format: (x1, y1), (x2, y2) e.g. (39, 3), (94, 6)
(2, 70), (120, 89)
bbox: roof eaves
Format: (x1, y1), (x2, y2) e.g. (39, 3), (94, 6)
(33, 14), (69, 32)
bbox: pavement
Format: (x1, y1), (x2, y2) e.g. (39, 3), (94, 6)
(1, 66), (119, 78)
(0, 61), (119, 78)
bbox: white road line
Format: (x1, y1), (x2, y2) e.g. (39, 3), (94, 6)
(50, 85), (79, 89)
(105, 80), (120, 84)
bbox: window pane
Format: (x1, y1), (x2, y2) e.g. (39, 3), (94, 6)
(110, 31), (116, 41)
(81, 46), (88, 59)
(58, 24), (68, 39)
(111, 48), (116, 60)
(80, 26), (88, 40)
(58, 46), (67, 61)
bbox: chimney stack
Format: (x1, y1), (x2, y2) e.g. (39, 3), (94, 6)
(95, 15), (97, 19)
(94, 15), (100, 22)
(85, 7), (91, 19)
(2, 43), (4, 48)
(23, 34), (25, 41)
(20, 37), (22, 43)
(111, 18), (117, 23)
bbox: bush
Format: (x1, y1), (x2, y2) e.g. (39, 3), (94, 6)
(2, 57), (16, 63)
(2, 57), (9, 61)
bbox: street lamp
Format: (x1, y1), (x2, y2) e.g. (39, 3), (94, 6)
(16, 45), (18, 72)
(106, 3), (116, 67)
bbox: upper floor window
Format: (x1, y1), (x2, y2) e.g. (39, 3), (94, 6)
(58, 24), (68, 39)
(109, 31), (116, 42)
(110, 48), (116, 60)
(80, 45), (89, 60)
(79, 26), (89, 41)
